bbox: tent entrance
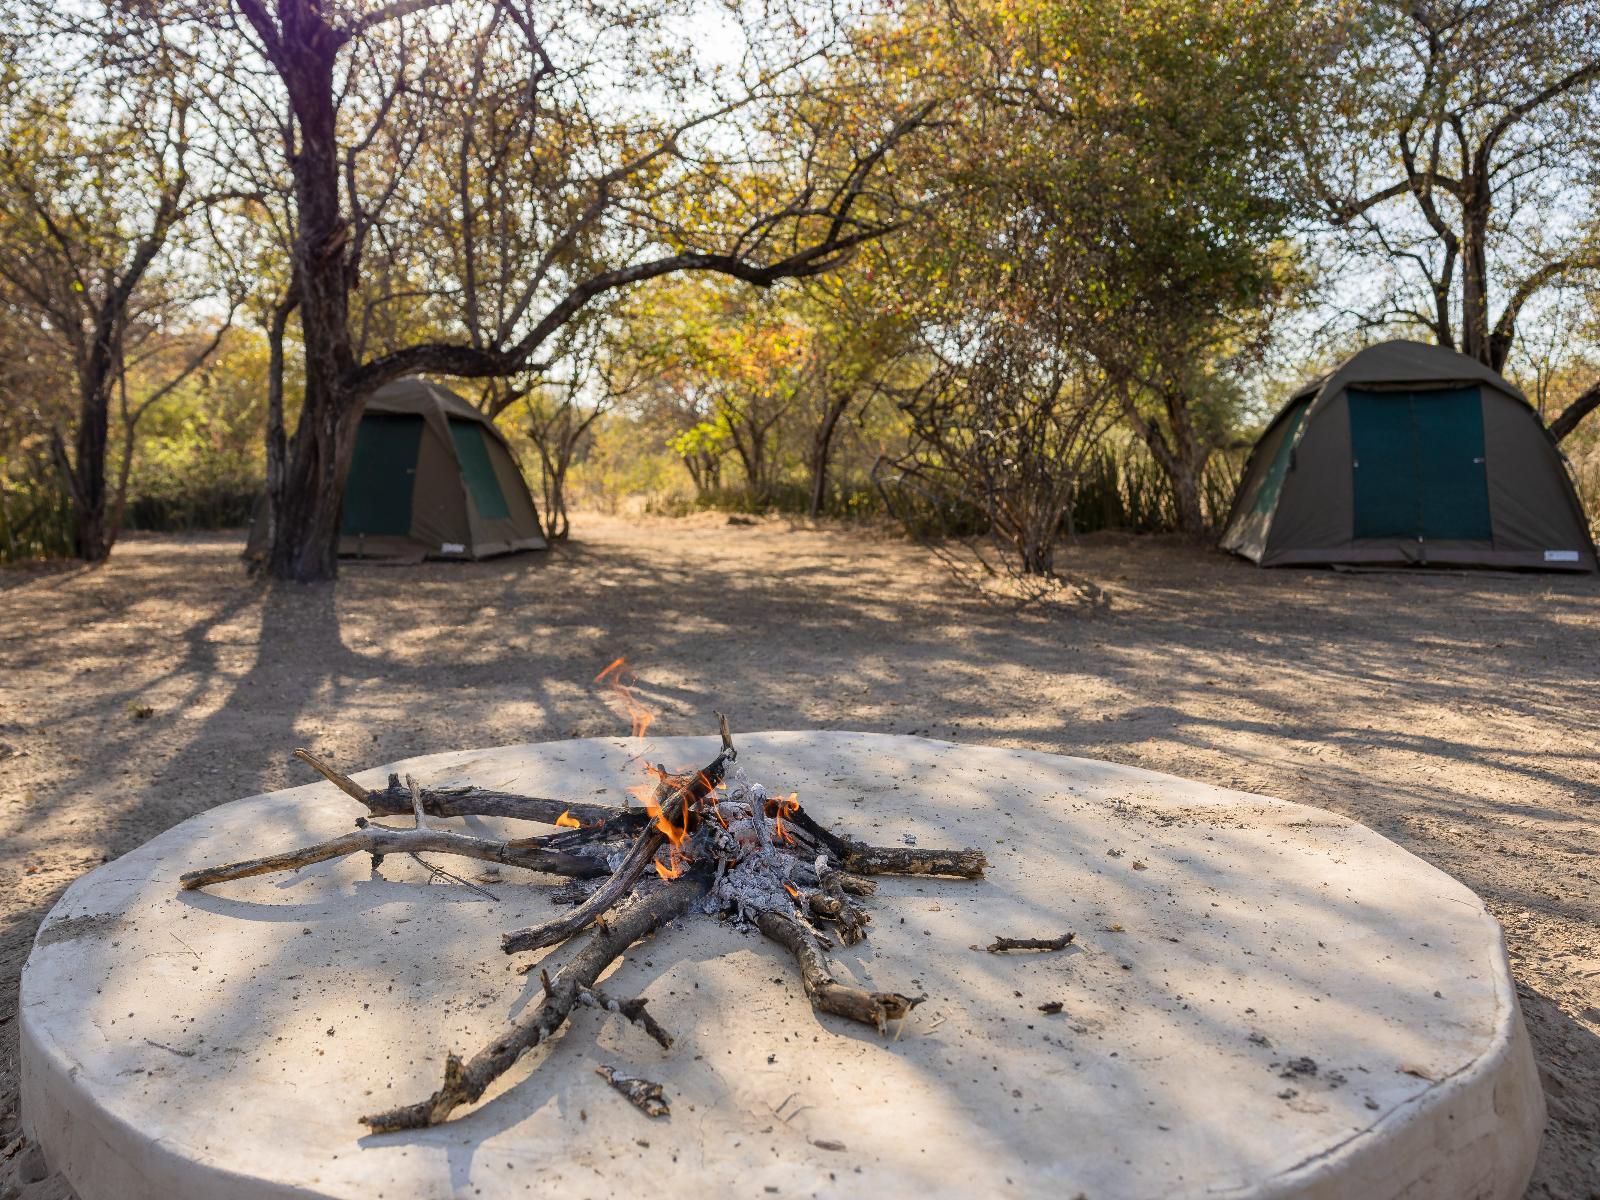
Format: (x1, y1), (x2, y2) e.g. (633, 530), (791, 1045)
(341, 414), (424, 537)
(1349, 387), (1491, 542)
(1250, 403), (1306, 517)
(448, 418), (511, 520)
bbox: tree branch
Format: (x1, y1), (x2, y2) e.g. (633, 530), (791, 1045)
(1549, 380), (1600, 443)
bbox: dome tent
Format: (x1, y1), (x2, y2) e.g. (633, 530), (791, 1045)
(251, 378), (547, 563)
(1220, 340), (1595, 571)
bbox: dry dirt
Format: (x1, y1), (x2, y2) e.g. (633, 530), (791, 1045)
(1, 514), (1597, 1199)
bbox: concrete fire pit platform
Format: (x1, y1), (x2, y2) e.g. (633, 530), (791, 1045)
(21, 732), (1542, 1200)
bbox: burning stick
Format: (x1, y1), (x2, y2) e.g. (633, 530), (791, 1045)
(360, 871), (711, 1132)
(500, 718), (736, 954)
(363, 772), (631, 829)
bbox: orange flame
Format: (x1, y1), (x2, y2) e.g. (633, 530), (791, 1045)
(636, 764), (692, 848)
(654, 846), (686, 880)
(595, 657), (654, 738)
(771, 792), (801, 845)
(555, 810), (581, 829)
(784, 883), (802, 903)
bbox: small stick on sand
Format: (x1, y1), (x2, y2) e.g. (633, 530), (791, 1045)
(595, 1066), (670, 1118)
(986, 932), (1076, 953)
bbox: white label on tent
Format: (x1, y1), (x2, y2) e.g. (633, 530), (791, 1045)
(441, 542), (466, 554)
(1544, 550), (1579, 562)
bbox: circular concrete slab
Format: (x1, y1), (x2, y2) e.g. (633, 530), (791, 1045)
(22, 733), (1541, 1200)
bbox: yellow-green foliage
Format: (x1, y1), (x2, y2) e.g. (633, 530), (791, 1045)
(117, 329), (275, 531)
(569, 414), (697, 513)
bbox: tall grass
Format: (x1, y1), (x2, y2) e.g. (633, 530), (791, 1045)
(0, 466), (75, 564)
(1069, 447), (1241, 535)
(120, 474), (259, 532)
(637, 444), (1246, 539)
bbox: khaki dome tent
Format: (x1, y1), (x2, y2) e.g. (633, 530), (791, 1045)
(1220, 340), (1596, 571)
(252, 378), (547, 562)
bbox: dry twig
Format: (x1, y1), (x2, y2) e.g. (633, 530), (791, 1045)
(986, 932), (1076, 953)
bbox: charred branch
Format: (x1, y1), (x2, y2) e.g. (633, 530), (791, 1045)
(366, 775), (633, 829)
(786, 805), (987, 878)
(361, 871), (711, 1132)
(293, 747), (634, 828)
(595, 1066), (671, 1118)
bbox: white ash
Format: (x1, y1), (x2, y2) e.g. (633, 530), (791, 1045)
(699, 768), (810, 923)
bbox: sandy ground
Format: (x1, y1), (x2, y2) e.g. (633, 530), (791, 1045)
(0, 514), (1596, 1199)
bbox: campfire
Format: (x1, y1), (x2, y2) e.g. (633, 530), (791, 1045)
(179, 665), (988, 1131)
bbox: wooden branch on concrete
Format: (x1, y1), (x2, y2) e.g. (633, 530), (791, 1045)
(294, 748), (371, 803)
(579, 987), (674, 1049)
(365, 775), (628, 827)
(179, 822), (609, 890)
(787, 805), (988, 878)
(755, 909), (923, 1033)
(294, 747), (629, 827)
(360, 871), (710, 1132)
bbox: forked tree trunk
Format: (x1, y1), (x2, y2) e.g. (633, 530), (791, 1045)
(260, 13), (361, 583)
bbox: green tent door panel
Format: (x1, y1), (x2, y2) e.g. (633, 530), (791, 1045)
(1348, 387), (1492, 542)
(448, 418), (511, 521)
(1251, 403), (1307, 517)
(341, 414), (424, 537)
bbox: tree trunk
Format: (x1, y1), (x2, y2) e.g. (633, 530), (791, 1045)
(1169, 460), (1204, 536)
(258, 283), (298, 570)
(68, 320), (120, 562)
(1459, 185), (1494, 368)
(262, 15), (360, 583)
(808, 392), (849, 518)
(1125, 385), (1210, 536)
(265, 377), (365, 580)
(109, 349), (134, 546)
